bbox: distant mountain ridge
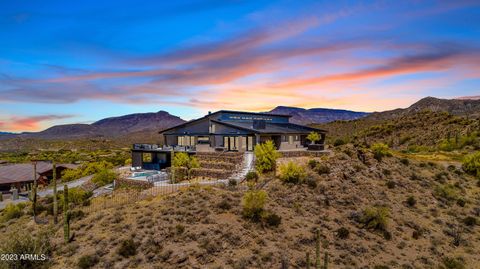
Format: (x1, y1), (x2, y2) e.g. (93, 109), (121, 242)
(267, 106), (369, 125)
(0, 111), (185, 140)
(368, 96), (480, 120)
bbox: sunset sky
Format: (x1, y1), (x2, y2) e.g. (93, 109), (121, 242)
(1, 1), (479, 132)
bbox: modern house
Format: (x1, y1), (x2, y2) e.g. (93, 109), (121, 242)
(132, 110), (326, 170)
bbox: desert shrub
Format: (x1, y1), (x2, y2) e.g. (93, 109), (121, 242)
(412, 229), (422, 239)
(315, 164), (330, 175)
(305, 177), (317, 189)
(60, 187), (92, 207)
(463, 216), (477, 226)
(245, 171), (259, 181)
(278, 162), (306, 184)
(1, 203), (25, 222)
(217, 199), (231, 210)
(456, 198), (466, 207)
(172, 152), (200, 180)
(382, 169), (391, 176)
(175, 224), (185, 234)
(0, 227), (52, 269)
(386, 180), (396, 189)
(242, 190), (267, 221)
(442, 257), (465, 269)
(336, 227), (349, 239)
(228, 178), (237, 187)
(373, 266), (390, 269)
(333, 138), (346, 147)
(62, 161), (114, 182)
(307, 159), (319, 169)
(261, 211), (281, 227)
(400, 158), (410, 166)
(360, 206), (390, 231)
(406, 196), (416, 207)
(410, 173), (421, 181)
(77, 254), (99, 269)
(91, 169), (116, 186)
(117, 239), (137, 258)
(462, 152), (480, 178)
(371, 143), (392, 161)
(254, 140), (280, 173)
(434, 184), (458, 201)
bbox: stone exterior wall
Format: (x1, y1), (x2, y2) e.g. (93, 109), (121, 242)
(278, 150), (329, 158)
(115, 178), (154, 190)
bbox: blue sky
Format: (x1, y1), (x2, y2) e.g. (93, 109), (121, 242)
(0, 0), (479, 132)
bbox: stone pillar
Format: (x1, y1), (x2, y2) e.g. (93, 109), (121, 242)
(12, 188), (18, 200)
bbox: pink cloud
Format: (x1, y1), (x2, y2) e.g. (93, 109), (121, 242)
(1, 115), (76, 132)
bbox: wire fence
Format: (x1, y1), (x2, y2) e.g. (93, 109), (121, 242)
(83, 180), (227, 213)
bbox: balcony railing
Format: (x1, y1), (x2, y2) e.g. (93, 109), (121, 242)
(132, 144), (196, 152)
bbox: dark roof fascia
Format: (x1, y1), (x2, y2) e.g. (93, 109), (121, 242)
(215, 110), (292, 118)
(278, 123), (328, 133)
(210, 119), (260, 133)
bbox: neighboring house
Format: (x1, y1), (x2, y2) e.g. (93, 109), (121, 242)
(0, 162), (78, 192)
(132, 110), (326, 170)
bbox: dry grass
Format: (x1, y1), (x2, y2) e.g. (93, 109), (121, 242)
(1, 144), (479, 269)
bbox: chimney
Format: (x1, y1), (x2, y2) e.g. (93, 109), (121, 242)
(208, 111), (211, 115)
(253, 120), (266, 129)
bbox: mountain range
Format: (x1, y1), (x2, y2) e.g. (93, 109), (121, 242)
(0, 111), (185, 140)
(1, 96), (479, 141)
(268, 106), (369, 125)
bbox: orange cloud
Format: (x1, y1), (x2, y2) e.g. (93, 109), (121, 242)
(2, 115), (75, 132)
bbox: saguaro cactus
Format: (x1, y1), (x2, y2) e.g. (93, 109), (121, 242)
(281, 253), (289, 269)
(63, 184), (70, 243)
(53, 162), (58, 224)
(32, 161), (38, 223)
(315, 229), (321, 269)
(323, 252), (328, 269)
(306, 252), (310, 269)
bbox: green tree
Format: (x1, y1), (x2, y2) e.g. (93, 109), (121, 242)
(307, 132), (321, 144)
(278, 161), (306, 184)
(91, 169), (117, 186)
(254, 140), (280, 173)
(242, 190), (267, 221)
(172, 152), (200, 180)
(462, 151), (480, 178)
(371, 143), (392, 161)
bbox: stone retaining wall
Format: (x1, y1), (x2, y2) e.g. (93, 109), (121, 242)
(279, 150), (329, 158)
(116, 178), (154, 190)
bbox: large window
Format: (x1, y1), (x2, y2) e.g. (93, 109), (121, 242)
(177, 136), (195, 146)
(197, 136), (210, 144)
(142, 153), (152, 162)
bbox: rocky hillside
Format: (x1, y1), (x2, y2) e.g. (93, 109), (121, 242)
(268, 106), (369, 125)
(1, 146), (478, 268)
(316, 97), (480, 150)
(368, 97), (480, 121)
